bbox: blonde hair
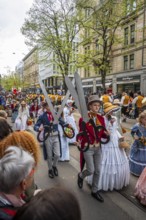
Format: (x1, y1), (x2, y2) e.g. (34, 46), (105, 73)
(0, 131), (40, 165)
(138, 110), (146, 125)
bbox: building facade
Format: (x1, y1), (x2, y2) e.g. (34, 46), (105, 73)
(79, 0), (146, 96)
(22, 47), (39, 92)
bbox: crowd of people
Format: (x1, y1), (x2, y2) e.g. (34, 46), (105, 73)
(0, 88), (146, 219)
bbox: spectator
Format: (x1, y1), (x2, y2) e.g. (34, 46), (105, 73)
(0, 131), (40, 202)
(13, 187), (81, 220)
(0, 117), (12, 141)
(0, 110), (7, 119)
(0, 146), (35, 220)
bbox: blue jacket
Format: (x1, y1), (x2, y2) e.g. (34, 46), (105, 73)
(34, 112), (64, 133)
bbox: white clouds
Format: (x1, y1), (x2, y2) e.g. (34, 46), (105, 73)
(0, 0), (34, 74)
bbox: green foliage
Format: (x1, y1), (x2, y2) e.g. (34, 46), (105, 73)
(1, 74), (23, 91)
(77, 0), (140, 89)
(21, 0), (80, 77)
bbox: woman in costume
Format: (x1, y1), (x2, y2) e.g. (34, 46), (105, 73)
(15, 101), (29, 130)
(129, 110), (146, 176)
(63, 99), (78, 144)
(97, 102), (130, 191)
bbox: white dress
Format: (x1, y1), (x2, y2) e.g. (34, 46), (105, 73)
(86, 116), (130, 191)
(58, 124), (70, 161)
(15, 106), (29, 131)
(63, 106), (78, 143)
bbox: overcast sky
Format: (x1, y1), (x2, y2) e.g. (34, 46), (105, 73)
(0, 0), (34, 75)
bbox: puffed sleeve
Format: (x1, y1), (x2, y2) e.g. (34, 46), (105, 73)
(131, 124), (140, 138)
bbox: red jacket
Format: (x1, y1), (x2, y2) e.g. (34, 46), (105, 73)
(78, 112), (106, 171)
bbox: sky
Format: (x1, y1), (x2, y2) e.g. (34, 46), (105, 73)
(0, 0), (34, 75)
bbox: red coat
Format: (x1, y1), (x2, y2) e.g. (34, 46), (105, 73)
(78, 112), (106, 171)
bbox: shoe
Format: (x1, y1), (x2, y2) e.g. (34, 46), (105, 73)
(77, 173), (83, 189)
(122, 118), (126, 122)
(48, 169), (54, 178)
(52, 166), (58, 176)
(91, 192), (104, 202)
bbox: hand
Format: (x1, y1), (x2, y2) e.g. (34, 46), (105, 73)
(134, 134), (139, 140)
(39, 127), (44, 132)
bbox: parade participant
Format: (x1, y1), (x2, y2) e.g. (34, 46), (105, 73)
(34, 102), (63, 179)
(0, 146), (35, 220)
(97, 103), (130, 191)
(58, 112), (70, 162)
(132, 91), (144, 118)
(141, 97), (146, 112)
(13, 187), (81, 220)
(121, 92), (130, 122)
(11, 101), (19, 123)
(134, 167), (146, 206)
(29, 100), (39, 120)
(100, 91), (112, 103)
(15, 101), (29, 131)
(63, 99), (78, 144)
(77, 95), (107, 202)
(129, 110), (146, 176)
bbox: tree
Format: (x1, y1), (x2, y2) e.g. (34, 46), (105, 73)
(21, 0), (80, 84)
(2, 73), (23, 91)
(76, 0), (141, 90)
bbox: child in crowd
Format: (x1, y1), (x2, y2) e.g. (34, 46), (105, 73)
(129, 110), (146, 176)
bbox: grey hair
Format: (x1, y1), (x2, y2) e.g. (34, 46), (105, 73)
(0, 146), (35, 193)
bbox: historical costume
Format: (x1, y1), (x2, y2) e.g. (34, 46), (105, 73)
(34, 103), (64, 179)
(134, 167), (146, 206)
(63, 100), (78, 144)
(58, 123), (70, 161)
(15, 101), (29, 131)
(77, 95), (108, 202)
(11, 100), (19, 123)
(97, 103), (130, 191)
(129, 111), (146, 176)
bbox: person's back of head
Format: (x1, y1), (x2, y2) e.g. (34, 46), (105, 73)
(0, 146), (35, 194)
(13, 187), (81, 220)
(0, 110), (7, 119)
(0, 117), (12, 141)
(0, 131), (40, 166)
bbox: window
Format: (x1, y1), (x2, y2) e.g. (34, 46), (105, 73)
(95, 39), (99, 51)
(85, 67), (90, 78)
(123, 54), (135, 70)
(85, 8), (92, 19)
(124, 55), (128, 70)
(124, 24), (135, 45)
(130, 24), (135, 44)
(124, 27), (129, 45)
(130, 54), (134, 69)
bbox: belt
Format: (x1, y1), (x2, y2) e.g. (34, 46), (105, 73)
(49, 131), (59, 136)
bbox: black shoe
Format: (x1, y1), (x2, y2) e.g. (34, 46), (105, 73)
(77, 173), (83, 189)
(52, 166), (58, 176)
(91, 192), (104, 202)
(48, 169), (54, 178)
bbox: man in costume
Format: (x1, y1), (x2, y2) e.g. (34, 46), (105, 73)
(34, 102), (63, 178)
(77, 95), (108, 202)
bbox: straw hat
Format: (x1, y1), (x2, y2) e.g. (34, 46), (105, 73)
(21, 101), (26, 105)
(113, 99), (121, 105)
(142, 97), (146, 106)
(67, 99), (74, 104)
(88, 95), (102, 106)
(103, 102), (119, 114)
